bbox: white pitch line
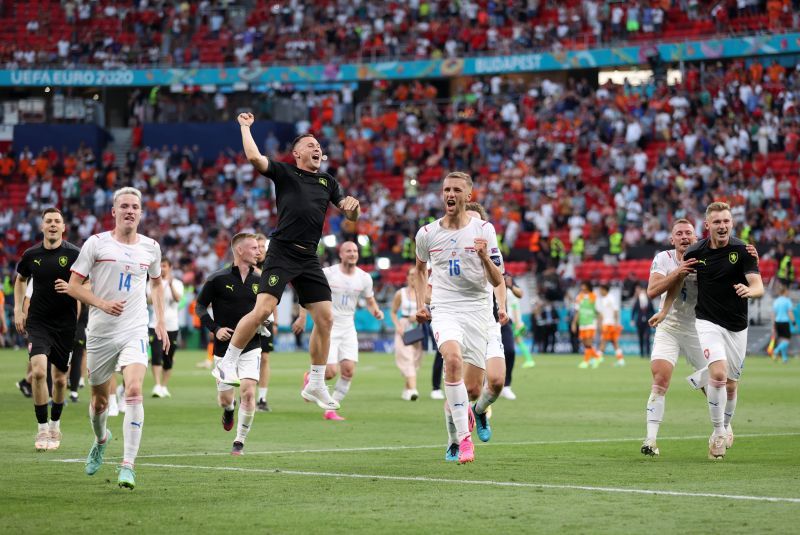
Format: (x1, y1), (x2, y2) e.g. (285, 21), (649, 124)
(60, 461), (800, 504)
(54, 431), (800, 463)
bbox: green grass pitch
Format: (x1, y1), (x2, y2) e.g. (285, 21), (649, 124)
(0, 348), (797, 534)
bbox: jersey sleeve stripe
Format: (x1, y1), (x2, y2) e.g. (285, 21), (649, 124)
(70, 268), (87, 278)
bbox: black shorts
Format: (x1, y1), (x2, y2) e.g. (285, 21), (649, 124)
(501, 322), (515, 357)
(149, 329), (179, 369)
(260, 334), (274, 353)
(259, 239), (331, 306)
(775, 322), (791, 339)
(27, 323), (74, 373)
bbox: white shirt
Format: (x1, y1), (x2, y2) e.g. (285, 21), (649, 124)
(323, 264), (374, 329)
(650, 249), (698, 332)
(596, 293), (619, 326)
(71, 232), (162, 338)
(148, 277), (184, 331)
(416, 217), (502, 313)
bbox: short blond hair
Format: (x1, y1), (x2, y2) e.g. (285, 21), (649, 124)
(705, 201), (731, 219)
(113, 187), (142, 205)
(465, 202), (488, 221)
(444, 171), (473, 189)
(231, 232), (258, 251)
(254, 233), (268, 242)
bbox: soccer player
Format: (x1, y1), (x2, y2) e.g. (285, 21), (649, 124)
(462, 202), (508, 445)
(414, 171), (504, 464)
(214, 114), (360, 415)
(14, 208), (81, 451)
(67, 187), (168, 489)
(645, 218), (759, 457)
(295, 241), (384, 420)
(254, 233), (276, 412)
(572, 282), (601, 369)
(771, 285), (795, 363)
(148, 258), (183, 398)
(69, 292), (89, 403)
(195, 233), (263, 455)
(683, 202), (763, 459)
(597, 284), (625, 366)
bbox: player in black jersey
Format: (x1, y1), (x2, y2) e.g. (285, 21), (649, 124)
(196, 233), (263, 455)
(683, 201), (763, 459)
(13, 208), (81, 451)
(214, 113), (360, 414)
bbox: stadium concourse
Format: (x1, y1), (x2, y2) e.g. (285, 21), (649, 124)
(0, 0), (795, 68)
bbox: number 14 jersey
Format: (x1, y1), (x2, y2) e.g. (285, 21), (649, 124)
(71, 231), (162, 338)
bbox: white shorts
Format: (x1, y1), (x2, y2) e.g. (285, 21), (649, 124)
(327, 325), (359, 364)
(694, 319), (747, 380)
(431, 308), (490, 370)
(213, 348), (261, 392)
(486, 322), (505, 360)
(651, 326), (706, 371)
(87, 331), (149, 386)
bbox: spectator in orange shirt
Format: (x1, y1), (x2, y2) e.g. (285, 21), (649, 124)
(0, 154), (15, 178)
(767, 60), (786, 83)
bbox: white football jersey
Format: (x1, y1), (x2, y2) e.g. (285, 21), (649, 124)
(148, 278), (184, 331)
(596, 293), (619, 326)
(324, 264), (374, 328)
(71, 232), (162, 338)
(650, 249), (698, 332)
(416, 217), (502, 313)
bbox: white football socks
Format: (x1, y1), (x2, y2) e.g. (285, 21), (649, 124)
(122, 396), (144, 467)
(475, 387), (498, 415)
(443, 402), (457, 445)
(444, 381), (470, 442)
(707, 379), (727, 435)
(333, 377), (351, 402)
(308, 365), (325, 388)
(235, 407), (255, 443)
(724, 389), (737, 429)
(89, 404), (108, 442)
(258, 387), (268, 401)
(646, 385), (667, 441)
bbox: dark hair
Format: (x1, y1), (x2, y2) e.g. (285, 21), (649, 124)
(292, 133), (317, 150)
(41, 207), (63, 219)
(161, 258), (172, 267)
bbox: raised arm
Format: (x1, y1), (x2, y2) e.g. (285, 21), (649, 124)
(238, 112), (269, 175)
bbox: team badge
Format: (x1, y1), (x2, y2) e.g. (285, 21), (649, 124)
(728, 252), (738, 264)
(252, 283), (259, 294)
(58, 256), (68, 267)
(318, 177), (328, 187)
(268, 274), (279, 287)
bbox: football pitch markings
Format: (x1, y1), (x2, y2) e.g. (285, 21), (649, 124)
(53, 459), (800, 504)
(53, 431), (800, 462)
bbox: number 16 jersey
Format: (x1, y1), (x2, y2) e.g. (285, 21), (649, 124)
(71, 231), (162, 338)
(415, 217), (502, 313)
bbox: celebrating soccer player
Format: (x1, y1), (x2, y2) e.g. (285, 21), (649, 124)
(67, 187), (168, 489)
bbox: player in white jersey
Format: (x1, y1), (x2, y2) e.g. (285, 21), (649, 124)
(296, 241), (384, 421)
(414, 171), (504, 464)
(463, 202), (508, 446)
(147, 258), (184, 398)
(67, 187), (168, 490)
(643, 218), (757, 457)
(596, 284), (625, 366)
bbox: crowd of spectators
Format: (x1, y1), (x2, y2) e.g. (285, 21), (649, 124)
(2, 0), (798, 69)
(2, 58), (800, 308)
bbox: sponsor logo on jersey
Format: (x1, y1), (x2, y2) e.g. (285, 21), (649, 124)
(728, 252), (738, 264)
(225, 284), (234, 291)
(696, 259), (707, 266)
(33, 259), (42, 266)
(58, 255), (68, 267)
(268, 274), (279, 287)
(318, 177), (328, 187)
(252, 283), (259, 294)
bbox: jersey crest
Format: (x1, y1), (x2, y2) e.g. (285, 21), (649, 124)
(728, 252), (738, 264)
(58, 255), (68, 267)
(252, 283), (259, 294)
